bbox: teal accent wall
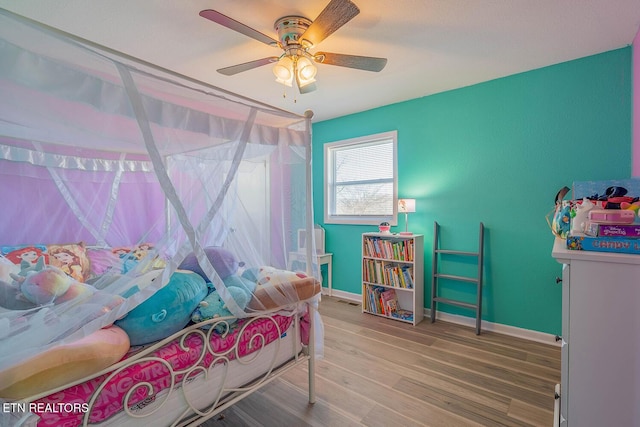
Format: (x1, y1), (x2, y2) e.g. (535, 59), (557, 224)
(312, 48), (632, 334)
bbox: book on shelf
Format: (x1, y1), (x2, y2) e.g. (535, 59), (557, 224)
(392, 309), (413, 322)
(365, 286), (383, 314)
(401, 265), (414, 288)
(385, 299), (398, 316)
(363, 259), (414, 288)
(363, 236), (415, 261)
(380, 288), (397, 314)
(365, 286), (402, 317)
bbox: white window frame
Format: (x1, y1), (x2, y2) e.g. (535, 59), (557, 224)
(323, 130), (398, 225)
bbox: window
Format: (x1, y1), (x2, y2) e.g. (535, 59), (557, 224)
(324, 131), (397, 225)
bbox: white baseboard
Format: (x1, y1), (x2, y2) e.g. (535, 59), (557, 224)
(325, 290), (560, 346)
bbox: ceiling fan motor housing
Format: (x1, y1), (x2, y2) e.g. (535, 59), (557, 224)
(274, 16), (313, 50)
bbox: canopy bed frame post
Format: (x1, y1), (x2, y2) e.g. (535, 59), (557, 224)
(308, 301), (316, 404)
(303, 109), (317, 405)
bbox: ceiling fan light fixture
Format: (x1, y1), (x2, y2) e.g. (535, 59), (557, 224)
(297, 56), (317, 83)
(273, 56), (294, 86)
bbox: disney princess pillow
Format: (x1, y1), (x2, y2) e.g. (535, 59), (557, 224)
(1, 243), (91, 282)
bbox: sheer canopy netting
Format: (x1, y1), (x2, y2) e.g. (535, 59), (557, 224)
(0, 10), (320, 374)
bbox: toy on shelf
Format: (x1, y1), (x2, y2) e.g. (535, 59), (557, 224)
(570, 198), (595, 236)
(565, 181), (640, 254)
(378, 222), (391, 234)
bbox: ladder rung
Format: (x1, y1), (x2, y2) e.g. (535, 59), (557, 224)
(433, 297), (477, 310)
(434, 273), (479, 284)
(435, 249), (479, 256)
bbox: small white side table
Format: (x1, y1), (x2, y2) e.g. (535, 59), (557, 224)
(288, 252), (333, 296)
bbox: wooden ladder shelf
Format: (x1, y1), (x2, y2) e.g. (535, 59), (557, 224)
(431, 221), (485, 335)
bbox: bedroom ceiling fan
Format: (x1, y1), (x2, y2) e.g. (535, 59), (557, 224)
(199, 0), (387, 95)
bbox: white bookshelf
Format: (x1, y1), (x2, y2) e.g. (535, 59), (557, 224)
(361, 233), (424, 325)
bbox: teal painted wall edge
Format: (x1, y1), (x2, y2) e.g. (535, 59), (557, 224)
(312, 47), (632, 334)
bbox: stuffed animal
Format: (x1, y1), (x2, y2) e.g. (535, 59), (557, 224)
(21, 267), (80, 305)
(223, 274), (257, 295)
(115, 270), (208, 345)
(0, 325), (130, 400)
(11, 266), (95, 306)
(0, 279), (38, 310)
(0, 266), (124, 323)
(571, 198), (595, 236)
(241, 267), (260, 283)
(191, 286), (250, 333)
(247, 266), (319, 311)
(178, 247), (243, 281)
(254, 266), (308, 287)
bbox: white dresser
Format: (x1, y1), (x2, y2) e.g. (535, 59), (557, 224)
(552, 238), (640, 427)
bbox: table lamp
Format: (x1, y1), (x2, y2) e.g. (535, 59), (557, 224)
(398, 198), (416, 236)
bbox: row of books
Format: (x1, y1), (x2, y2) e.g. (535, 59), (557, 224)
(364, 286), (414, 321)
(362, 259), (414, 288)
(363, 236), (414, 261)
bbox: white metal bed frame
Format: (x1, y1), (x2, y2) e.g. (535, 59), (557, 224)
(22, 300), (317, 427)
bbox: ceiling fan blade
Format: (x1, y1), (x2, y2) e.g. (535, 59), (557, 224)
(300, 0), (360, 47)
(217, 57), (279, 76)
(314, 52), (387, 72)
(200, 9), (278, 47)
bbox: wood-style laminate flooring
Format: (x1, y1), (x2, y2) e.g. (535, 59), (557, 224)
(201, 297), (560, 427)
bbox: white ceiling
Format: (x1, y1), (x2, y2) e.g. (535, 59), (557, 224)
(1, 0), (640, 122)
